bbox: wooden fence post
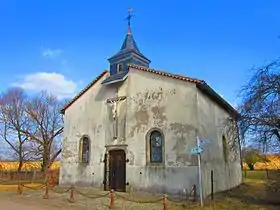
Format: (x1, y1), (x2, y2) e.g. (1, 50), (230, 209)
(31, 171), (36, 183)
(193, 185), (197, 202)
(163, 194), (167, 210)
(109, 189), (114, 209)
(68, 185), (75, 203)
(43, 184), (49, 199)
(17, 183), (23, 195)
(211, 170), (214, 200)
(49, 170), (55, 189)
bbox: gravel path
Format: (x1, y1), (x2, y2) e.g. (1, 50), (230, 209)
(0, 190), (166, 210)
(0, 195), (52, 210)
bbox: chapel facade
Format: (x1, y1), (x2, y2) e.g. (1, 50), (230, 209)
(59, 13), (242, 197)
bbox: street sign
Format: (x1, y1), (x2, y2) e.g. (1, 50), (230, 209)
(199, 139), (211, 148)
(195, 136), (205, 207)
(200, 139), (210, 145)
(190, 146), (203, 154)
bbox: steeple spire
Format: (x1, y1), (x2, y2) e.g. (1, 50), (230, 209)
(126, 8), (133, 34)
(102, 8), (151, 85)
(108, 8), (150, 62)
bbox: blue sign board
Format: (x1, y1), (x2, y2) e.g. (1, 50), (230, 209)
(200, 139), (210, 145)
(191, 146), (203, 154)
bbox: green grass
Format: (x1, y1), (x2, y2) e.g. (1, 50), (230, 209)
(200, 170), (280, 210)
(243, 169), (280, 180)
(169, 170), (280, 209)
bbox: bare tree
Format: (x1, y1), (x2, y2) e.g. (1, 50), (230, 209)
(0, 88), (32, 171)
(238, 58), (280, 152)
(221, 114), (244, 170)
(21, 91), (63, 172)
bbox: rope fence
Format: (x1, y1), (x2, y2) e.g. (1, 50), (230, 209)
(0, 171), (198, 209)
(11, 181), (198, 209)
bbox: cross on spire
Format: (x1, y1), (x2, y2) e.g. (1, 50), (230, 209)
(126, 8), (133, 34)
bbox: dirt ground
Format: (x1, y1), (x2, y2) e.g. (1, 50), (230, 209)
(0, 187), (169, 210)
(0, 195), (55, 210)
(0, 171), (279, 210)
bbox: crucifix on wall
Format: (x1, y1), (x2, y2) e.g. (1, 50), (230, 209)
(106, 93), (127, 139)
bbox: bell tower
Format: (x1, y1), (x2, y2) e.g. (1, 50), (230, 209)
(102, 8), (150, 85)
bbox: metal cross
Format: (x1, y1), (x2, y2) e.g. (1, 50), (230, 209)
(126, 8), (133, 27)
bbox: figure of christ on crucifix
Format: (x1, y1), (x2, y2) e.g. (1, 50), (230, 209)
(106, 93), (127, 139)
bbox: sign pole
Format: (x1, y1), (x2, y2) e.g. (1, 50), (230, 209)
(196, 136), (204, 207)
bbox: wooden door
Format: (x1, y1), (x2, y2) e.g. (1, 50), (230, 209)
(108, 150), (126, 192)
(103, 153), (108, 191)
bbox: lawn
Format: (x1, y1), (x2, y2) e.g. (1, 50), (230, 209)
(207, 170), (280, 210)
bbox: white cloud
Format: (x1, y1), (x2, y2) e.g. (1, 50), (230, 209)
(42, 48), (63, 58)
(12, 72), (78, 99)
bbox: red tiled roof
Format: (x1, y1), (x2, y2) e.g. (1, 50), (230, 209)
(61, 65), (238, 117)
(60, 70), (109, 114)
(128, 64), (204, 85)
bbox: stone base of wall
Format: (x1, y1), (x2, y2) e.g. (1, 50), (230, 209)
(59, 163), (242, 198)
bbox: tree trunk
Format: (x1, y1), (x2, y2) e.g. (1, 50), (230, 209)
(41, 154), (49, 172)
(248, 163), (255, 170)
(18, 160), (23, 172)
(18, 147), (23, 172)
(41, 145), (51, 173)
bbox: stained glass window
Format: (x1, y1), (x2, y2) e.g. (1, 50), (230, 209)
(150, 131), (163, 163)
(80, 136), (90, 164)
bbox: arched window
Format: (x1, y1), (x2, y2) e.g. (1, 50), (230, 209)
(222, 135), (228, 162)
(79, 136), (90, 164)
(149, 130), (164, 163)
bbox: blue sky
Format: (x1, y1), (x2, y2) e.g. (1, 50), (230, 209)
(0, 0), (279, 106)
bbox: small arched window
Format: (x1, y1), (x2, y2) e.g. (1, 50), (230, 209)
(79, 136), (90, 164)
(150, 130), (164, 163)
(222, 135), (228, 162)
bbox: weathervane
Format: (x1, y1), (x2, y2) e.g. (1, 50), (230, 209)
(126, 8), (133, 34)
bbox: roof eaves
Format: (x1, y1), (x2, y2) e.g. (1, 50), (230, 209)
(60, 70), (109, 114)
(128, 64), (203, 84)
(196, 82), (239, 119)
(108, 49), (151, 63)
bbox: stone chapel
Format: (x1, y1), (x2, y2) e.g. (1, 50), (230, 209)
(59, 12), (242, 197)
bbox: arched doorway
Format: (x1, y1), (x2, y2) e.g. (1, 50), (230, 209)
(105, 149), (126, 192)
